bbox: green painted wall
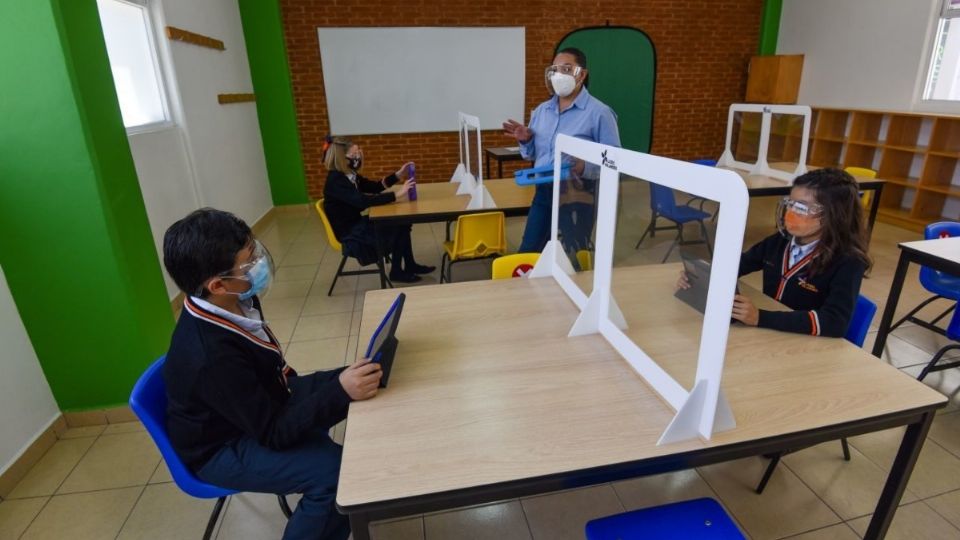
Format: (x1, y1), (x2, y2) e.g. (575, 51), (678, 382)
(238, 0), (309, 205)
(0, 0), (173, 411)
(759, 0), (783, 55)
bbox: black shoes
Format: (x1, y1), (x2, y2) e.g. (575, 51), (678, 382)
(409, 264), (436, 275)
(389, 271), (422, 283)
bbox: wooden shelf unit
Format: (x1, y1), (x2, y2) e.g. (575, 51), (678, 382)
(735, 107), (960, 232)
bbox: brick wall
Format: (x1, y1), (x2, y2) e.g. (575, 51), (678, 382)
(280, 0), (762, 199)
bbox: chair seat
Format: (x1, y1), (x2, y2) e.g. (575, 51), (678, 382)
(923, 272), (960, 301)
(585, 498), (744, 540)
(660, 204), (711, 224)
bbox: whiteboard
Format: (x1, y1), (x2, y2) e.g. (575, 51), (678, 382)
(317, 27), (525, 135)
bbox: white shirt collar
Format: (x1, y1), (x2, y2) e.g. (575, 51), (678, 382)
(190, 296), (269, 341)
(789, 237), (819, 266)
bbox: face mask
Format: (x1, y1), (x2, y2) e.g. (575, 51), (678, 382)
(783, 209), (821, 238)
(550, 73), (577, 98)
(237, 256), (273, 301)
(347, 156), (362, 171)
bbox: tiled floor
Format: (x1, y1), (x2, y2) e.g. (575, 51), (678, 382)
(3, 182), (960, 539)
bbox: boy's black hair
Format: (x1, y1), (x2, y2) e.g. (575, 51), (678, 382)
(556, 47), (589, 87)
(163, 208), (252, 297)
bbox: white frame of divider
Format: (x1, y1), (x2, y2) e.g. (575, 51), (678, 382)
(717, 103), (812, 182)
(529, 134), (749, 444)
(450, 112), (496, 209)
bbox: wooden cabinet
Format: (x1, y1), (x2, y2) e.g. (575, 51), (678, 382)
(746, 55), (804, 104)
(803, 108), (960, 232)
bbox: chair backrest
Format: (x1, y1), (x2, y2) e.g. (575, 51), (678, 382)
(314, 199), (343, 253)
(920, 221), (960, 295)
(129, 356), (235, 499)
(649, 183), (678, 213)
(492, 253), (540, 279)
(576, 249), (593, 271)
(450, 211), (506, 260)
(844, 166), (877, 179)
(844, 295), (878, 348)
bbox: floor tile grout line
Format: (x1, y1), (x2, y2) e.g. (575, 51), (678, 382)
(515, 495), (537, 540)
(780, 451), (866, 524)
(774, 520), (855, 540)
(918, 496), (960, 535)
(112, 483), (148, 540)
(15, 494), (54, 540)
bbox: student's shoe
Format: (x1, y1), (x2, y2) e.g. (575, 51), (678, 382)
(389, 271), (422, 283)
(409, 264), (436, 275)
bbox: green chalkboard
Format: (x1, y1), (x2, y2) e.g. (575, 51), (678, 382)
(557, 27), (656, 153)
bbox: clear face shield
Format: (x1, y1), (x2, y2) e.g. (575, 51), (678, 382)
(544, 64), (583, 96)
(776, 197), (824, 237)
(201, 239), (276, 300)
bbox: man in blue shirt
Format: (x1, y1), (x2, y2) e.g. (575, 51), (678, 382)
(503, 47), (621, 253)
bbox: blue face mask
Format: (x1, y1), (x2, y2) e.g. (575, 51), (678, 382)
(238, 255), (273, 301)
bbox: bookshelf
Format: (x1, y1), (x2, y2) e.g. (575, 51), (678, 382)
(736, 107), (960, 232)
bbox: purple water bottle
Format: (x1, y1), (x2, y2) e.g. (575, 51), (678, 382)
(407, 163), (418, 201)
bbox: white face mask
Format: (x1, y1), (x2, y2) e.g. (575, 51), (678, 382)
(550, 73), (577, 98)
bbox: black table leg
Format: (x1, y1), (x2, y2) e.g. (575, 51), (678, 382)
(349, 513), (372, 540)
(486, 153), (491, 181)
(872, 250), (911, 357)
(373, 221), (387, 289)
(498, 159), (504, 180)
(867, 183), (883, 239)
(863, 411), (935, 539)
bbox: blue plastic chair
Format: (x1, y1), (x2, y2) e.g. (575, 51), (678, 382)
(917, 306), (960, 381)
(889, 222), (960, 337)
(585, 497), (744, 540)
(755, 295), (877, 494)
(130, 356), (292, 540)
(635, 182), (713, 263)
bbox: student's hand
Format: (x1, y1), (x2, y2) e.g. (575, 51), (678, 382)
(502, 119), (532, 143)
(675, 270), (691, 292)
(395, 179), (415, 202)
(338, 359), (382, 400)
(396, 161), (415, 180)
(732, 294), (759, 326)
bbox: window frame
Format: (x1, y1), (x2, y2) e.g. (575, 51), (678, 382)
(98, 0), (175, 134)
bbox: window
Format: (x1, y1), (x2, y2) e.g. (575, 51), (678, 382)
(923, 0), (960, 101)
(96, 0), (169, 129)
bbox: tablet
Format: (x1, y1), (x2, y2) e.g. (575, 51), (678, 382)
(363, 292), (405, 388)
(674, 251), (740, 316)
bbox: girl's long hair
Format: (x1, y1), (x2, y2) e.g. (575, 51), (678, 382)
(794, 168), (872, 276)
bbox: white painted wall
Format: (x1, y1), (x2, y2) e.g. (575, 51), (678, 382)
(0, 264), (60, 476)
(778, 0), (940, 112)
(123, 0), (273, 298)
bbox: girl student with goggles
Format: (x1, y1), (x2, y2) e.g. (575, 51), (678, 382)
(679, 167), (871, 337)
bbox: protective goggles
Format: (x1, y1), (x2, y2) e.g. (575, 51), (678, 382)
(776, 197), (823, 237)
(778, 197), (824, 217)
(543, 64), (583, 93)
(196, 240), (275, 296)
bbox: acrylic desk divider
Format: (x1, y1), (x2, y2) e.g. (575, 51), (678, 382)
(717, 103), (811, 182)
(528, 134), (749, 444)
(449, 112), (497, 209)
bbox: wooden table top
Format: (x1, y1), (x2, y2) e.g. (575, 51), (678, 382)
(718, 163), (886, 192)
(367, 178), (534, 221)
(899, 236), (960, 266)
(338, 264), (945, 508)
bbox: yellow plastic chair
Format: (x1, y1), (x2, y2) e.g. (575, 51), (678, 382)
(441, 211), (507, 283)
(491, 253), (540, 279)
(576, 249), (593, 271)
(314, 200), (388, 296)
(844, 167), (877, 209)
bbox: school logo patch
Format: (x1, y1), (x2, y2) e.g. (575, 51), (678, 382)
(798, 278), (819, 293)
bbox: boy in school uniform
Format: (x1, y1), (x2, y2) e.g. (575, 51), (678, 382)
(162, 208), (382, 540)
